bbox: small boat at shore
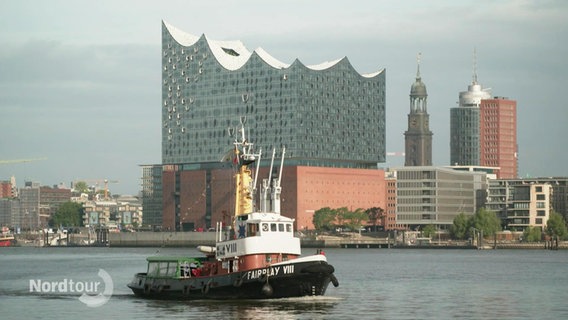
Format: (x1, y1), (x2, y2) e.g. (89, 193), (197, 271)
(128, 119), (338, 299)
(0, 227), (15, 247)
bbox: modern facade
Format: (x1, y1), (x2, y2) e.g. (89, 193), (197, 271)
(140, 165), (163, 228)
(486, 180), (552, 231)
(157, 21), (386, 230)
(486, 177), (568, 225)
(404, 54), (432, 166)
(479, 97), (518, 178)
(161, 21), (385, 167)
(395, 166), (488, 229)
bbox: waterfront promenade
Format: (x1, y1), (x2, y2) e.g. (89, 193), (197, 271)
(105, 232), (567, 250)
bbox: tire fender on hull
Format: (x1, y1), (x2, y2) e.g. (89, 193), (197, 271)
(330, 274), (339, 287)
(202, 280), (211, 295)
(301, 263), (335, 274)
(261, 282), (273, 296)
(233, 276), (243, 287)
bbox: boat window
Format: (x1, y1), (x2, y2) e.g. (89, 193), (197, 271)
(278, 223), (284, 232)
(286, 224), (292, 232)
(158, 262), (170, 276)
(148, 262), (159, 276)
(166, 262), (177, 276)
(270, 223), (277, 232)
(248, 223), (259, 236)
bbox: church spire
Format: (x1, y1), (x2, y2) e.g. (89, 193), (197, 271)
(416, 52), (422, 80)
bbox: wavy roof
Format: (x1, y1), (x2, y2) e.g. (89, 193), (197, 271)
(163, 21), (382, 78)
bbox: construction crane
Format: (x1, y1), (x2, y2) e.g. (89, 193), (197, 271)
(0, 157), (47, 165)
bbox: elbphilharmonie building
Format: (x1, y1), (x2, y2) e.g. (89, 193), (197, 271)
(161, 21), (385, 167)
(146, 21), (387, 230)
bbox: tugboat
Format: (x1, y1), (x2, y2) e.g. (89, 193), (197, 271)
(128, 119), (338, 299)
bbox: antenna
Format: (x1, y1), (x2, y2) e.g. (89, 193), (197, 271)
(472, 47), (478, 85)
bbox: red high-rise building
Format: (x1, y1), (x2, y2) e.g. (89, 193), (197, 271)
(479, 97), (518, 179)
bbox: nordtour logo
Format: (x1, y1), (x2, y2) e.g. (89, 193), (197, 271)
(29, 269), (113, 307)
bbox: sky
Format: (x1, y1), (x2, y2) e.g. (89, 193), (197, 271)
(1, 0), (567, 195)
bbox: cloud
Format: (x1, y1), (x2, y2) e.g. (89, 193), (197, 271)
(0, 40), (161, 193)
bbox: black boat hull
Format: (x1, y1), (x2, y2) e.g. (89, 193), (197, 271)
(128, 260), (338, 300)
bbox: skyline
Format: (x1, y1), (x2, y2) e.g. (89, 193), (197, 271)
(1, 0), (567, 195)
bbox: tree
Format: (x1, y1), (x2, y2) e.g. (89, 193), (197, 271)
(450, 213), (470, 240)
(365, 207), (385, 231)
(50, 202), (84, 228)
(545, 211), (567, 240)
(470, 208), (501, 237)
(313, 207), (337, 231)
(335, 207), (350, 229)
(523, 226), (542, 242)
(73, 181), (89, 194)
(342, 208), (368, 232)
(422, 224), (437, 238)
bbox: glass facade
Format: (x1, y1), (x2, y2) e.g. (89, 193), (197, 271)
(450, 107), (480, 166)
(141, 165), (163, 226)
(161, 22), (386, 168)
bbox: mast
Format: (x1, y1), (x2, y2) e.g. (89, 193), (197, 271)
(260, 149), (276, 212)
(271, 147), (285, 214)
(231, 117), (260, 217)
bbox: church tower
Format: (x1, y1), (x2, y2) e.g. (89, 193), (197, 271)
(404, 53), (433, 166)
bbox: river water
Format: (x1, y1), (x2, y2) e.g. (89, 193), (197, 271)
(1, 247), (567, 319)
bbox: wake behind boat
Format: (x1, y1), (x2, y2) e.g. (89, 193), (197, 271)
(128, 118), (338, 299)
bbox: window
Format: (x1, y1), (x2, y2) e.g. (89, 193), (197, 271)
(271, 223), (277, 232)
(536, 194), (546, 200)
(278, 223), (284, 232)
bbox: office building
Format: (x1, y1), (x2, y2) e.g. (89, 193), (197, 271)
(479, 97), (518, 178)
(395, 166), (488, 229)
